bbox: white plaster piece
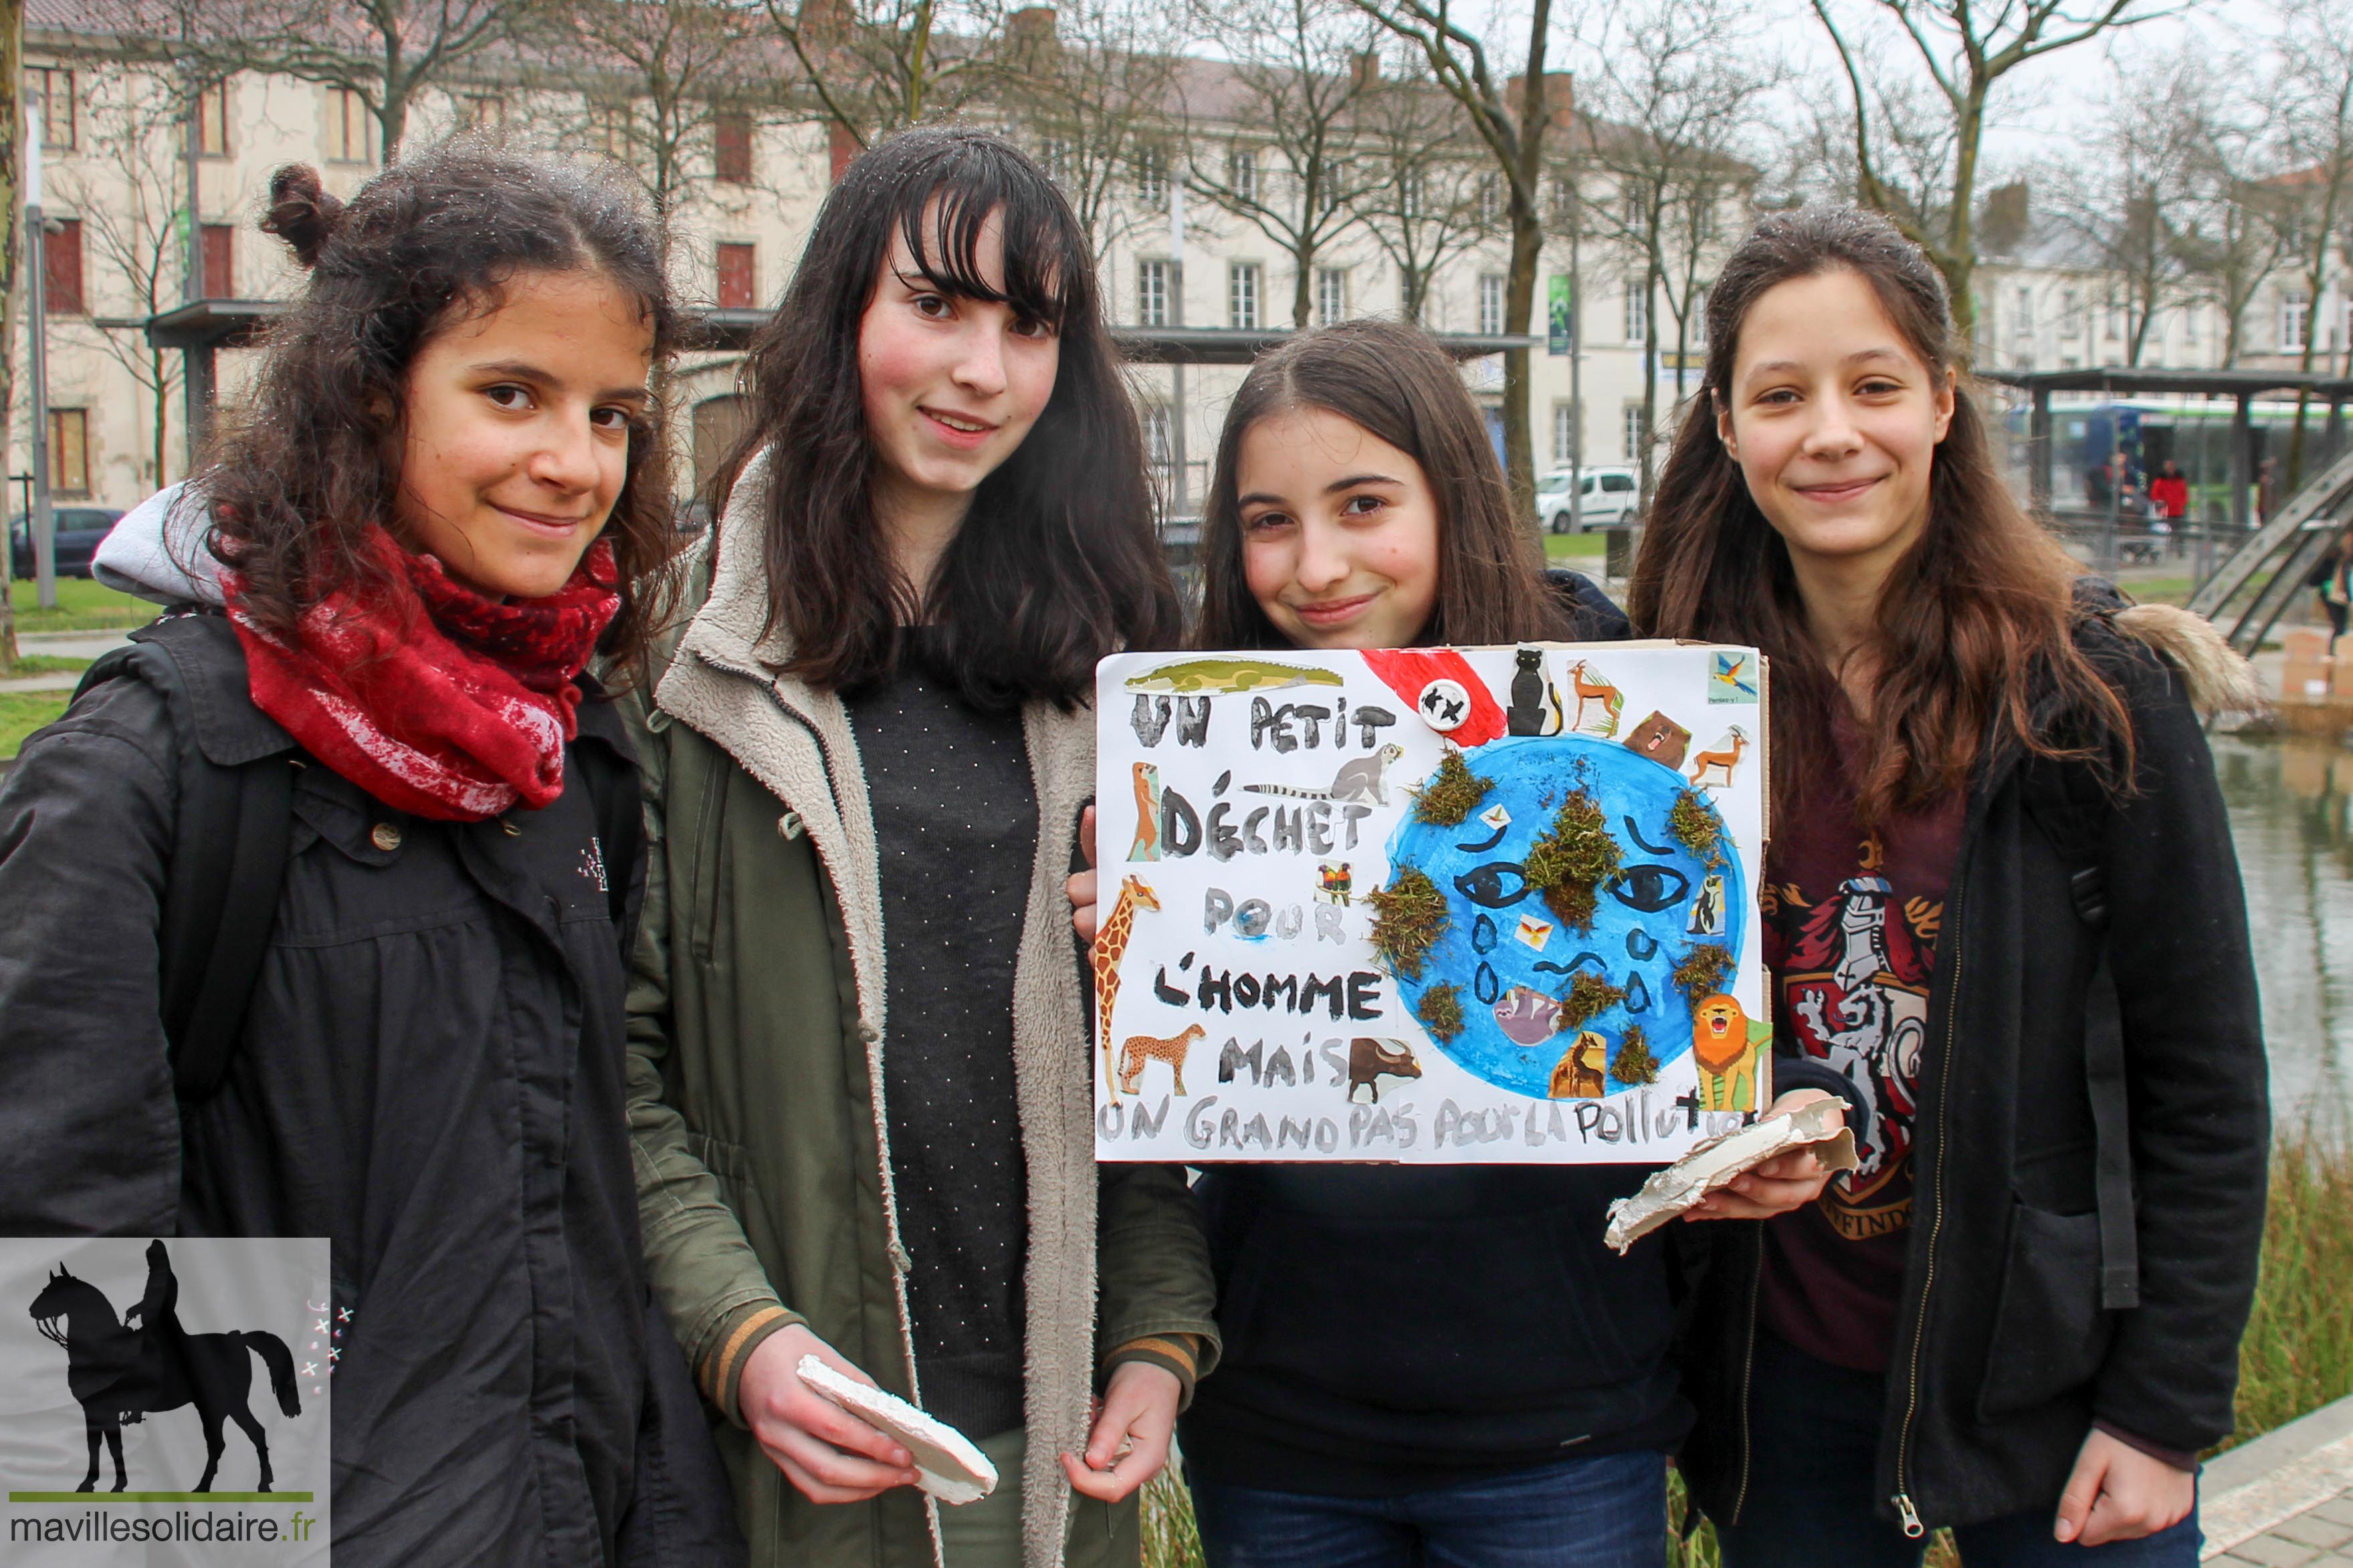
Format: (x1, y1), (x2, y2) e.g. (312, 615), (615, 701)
(796, 1354), (1000, 1504)
(1603, 1099), (1859, 1253)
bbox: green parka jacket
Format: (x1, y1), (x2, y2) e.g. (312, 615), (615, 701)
(620, 454), (1221, 1568)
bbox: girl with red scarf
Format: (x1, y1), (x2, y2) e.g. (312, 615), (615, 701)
(0, 147), (740, 1565)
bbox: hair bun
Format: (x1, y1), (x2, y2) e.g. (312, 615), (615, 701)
(261, 164), (345, 268)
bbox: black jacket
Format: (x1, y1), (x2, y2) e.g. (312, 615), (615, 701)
(1677, 601), (2269, 1533)
(1182, 571), (1676, 1492)
(0, 614), (740, 1567)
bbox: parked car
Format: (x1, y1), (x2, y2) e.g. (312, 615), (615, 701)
(1537, 467), (1639, 533)
(9, 506), (124, 580)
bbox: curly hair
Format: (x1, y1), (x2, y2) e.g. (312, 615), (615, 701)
(203, 141), (682, 674)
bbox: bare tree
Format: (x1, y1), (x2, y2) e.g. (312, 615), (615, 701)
(1344, 0), (1566, 522)
(2039, 46), (2205, 368)
(1350, 55), (1496, 324)
(759, 0), (1007, 148)
(1571, 0), (1771, 497)
(1809, 0), (2162, 343)
(2273, 0), (2353, 487)
(530, 0), (776, 267)
(51, 65), (188, 492)
(1, 0), (21, 668)
(995, 0), (1183, 262)
(2168, 70), (2290, 370)
(1179, 0), (1382, 330)
(137, 0), (544, 159)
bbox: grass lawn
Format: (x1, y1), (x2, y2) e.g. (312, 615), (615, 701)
(5, 654), (92, 675)
(8, 576), (158, 633)
(1544, 530), (1611, 564)
(0, 691), (70, 758)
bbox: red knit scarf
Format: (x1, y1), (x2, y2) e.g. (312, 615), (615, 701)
(227, 534), (620, 820)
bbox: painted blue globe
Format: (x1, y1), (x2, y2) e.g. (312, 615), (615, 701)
(1387, 734), (1744, 1098)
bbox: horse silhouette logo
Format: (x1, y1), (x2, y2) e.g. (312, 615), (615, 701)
(27, 1240), (301, 1494)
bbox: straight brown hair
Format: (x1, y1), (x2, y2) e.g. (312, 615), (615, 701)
(1195, 320), (1570, 650)
(1627, 205), (2129, 826)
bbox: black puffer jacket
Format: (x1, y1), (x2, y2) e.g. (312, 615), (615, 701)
(0, 614), (740, 1567)
(1677, 598), (2268, 1535)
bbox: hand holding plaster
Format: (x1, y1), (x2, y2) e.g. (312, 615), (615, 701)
(739, 1324), (920, 1504)
(1069, 804), (1100, 944)
(1061, 1360), (1182, 1504)
(2055, 1428), (2194, 1547)
(1686, 1091), (1847, 1222)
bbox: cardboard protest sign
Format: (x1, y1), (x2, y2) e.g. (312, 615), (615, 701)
(1093, 643), (1769, 1165)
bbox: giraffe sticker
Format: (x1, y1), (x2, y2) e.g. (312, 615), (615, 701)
(1093, 876), (1161, 1101)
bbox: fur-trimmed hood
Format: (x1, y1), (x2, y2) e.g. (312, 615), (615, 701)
(2111, 602), (2263, 718)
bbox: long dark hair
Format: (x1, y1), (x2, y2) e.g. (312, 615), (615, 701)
(205, 144), (682, 673)
(722, 124), (1178, 709)
(1194, 320), (1570, 649)
(1627, 205), (2128, 826)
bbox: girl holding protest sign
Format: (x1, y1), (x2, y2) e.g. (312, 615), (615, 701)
(0, 146), (736, 1561)
(1072, 318), (1840, 1568)
(618, 126), (1217, 1568)
(1633, 206), (2266, 1565)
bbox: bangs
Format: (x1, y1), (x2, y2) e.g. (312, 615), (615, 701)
(889, 149), (1082, 328)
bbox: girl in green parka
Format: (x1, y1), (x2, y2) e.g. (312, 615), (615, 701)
(621, 126), (1218, 1568)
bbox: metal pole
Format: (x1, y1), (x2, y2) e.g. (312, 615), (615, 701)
(2029, 386), (2052, 516)
(1168, 179), (1190, 516)
(25, 106), (55, 610)
(2231, 391), (2252, 538)
(1568, 185), (1583, 535)
(183, 69), (212, 463)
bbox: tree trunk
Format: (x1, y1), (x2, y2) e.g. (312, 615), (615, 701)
(1502, 27), (1551, 531)
(1293, 246), (1314, 330)
(0, 0), (22, 673)
(1942, 86), (1985, 350)
(1639, 258), (1660, 505)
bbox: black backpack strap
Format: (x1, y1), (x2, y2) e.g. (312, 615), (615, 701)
(2027, 762), (2140, 1312)
(80, 614), (296, 1103)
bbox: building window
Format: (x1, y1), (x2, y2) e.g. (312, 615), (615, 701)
(2283, 290), (2311, 352)
(714, 112), (752, 184)
(196, 77), (231, 157)
(2060, 288), (2079, 338)
(1691, 288), (1709, 346)
(201, 223), (233, 298)
(715, 242), (756, 310)
(2012, 286), (2033, 340)
(1552, 401), (1577, 467)
(1228, 144), (1258, 204)
(1550, 173), (1575, 224)
(326, 88), (371, 162)
(1477, 175), (1500, 228)
(459, 93), (504, 131)
(49, 409), (91, 497)
(1135, 145), (1168, 205)
(1317, 267), (1346, 328)
(593, 105), (629, 158)
(43, 218), (82, 315)
(1037, 136), (1071, 185)
(2103, 294), (2121, 342)
(1137, 259), (1170, 327)
(1478, 273), (1504, 336)
(1622, 401), (1648, 464)
(1229, 262), (1261, 331)
(30, 68), (74, 152)
(1623, 285), (1646, 344)
(1141, 403), (1174, 484)
(2184, 300), (2199, 345)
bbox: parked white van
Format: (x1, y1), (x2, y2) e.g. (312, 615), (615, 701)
(1537, 467), (1640, 533)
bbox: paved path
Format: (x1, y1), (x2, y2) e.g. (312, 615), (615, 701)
(2203, 1396), (2353, 1562)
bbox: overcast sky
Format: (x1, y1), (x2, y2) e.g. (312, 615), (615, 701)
(1524, 0), (2285, 168)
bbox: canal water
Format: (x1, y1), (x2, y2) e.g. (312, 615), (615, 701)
(2215, 732), (2353, 1136)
